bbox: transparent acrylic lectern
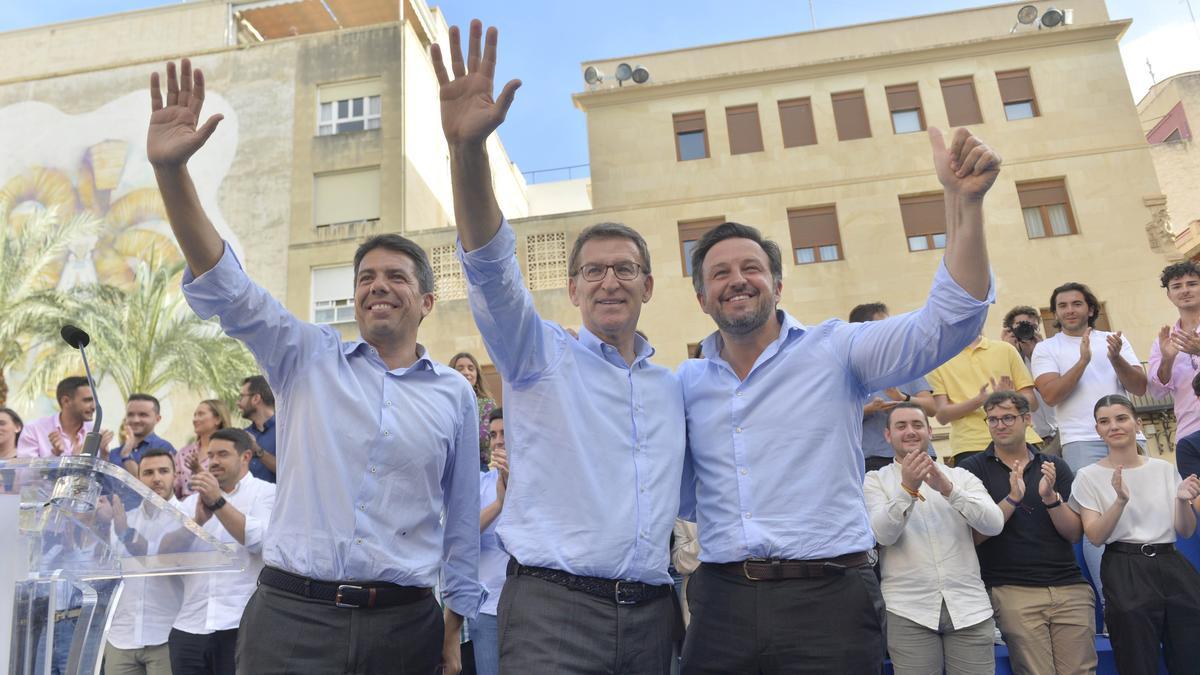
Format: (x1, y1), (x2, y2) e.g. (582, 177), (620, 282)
(0, 456), (240, 675)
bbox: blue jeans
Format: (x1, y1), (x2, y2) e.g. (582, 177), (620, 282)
(34, 616), (76, 675)
(468, 612), (499, 675)
(1063, 440), (1110, 615)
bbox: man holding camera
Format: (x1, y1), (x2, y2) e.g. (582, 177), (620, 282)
(1001, 306), (1059, 455)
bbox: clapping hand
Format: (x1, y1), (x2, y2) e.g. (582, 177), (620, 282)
(1178, 474), (1200, 503)
(1038, 461), (1058, 503)
(1007, 459), (1027, 501)
(1112, 465), (1130, 503)
(1106, 331), (1125, 362)
(1171, 330), (1200, 357)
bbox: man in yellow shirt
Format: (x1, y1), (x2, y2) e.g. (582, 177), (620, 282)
(928, 336), (1041, 465)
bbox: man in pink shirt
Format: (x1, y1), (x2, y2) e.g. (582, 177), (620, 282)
(1149, 261), (1200, 438)
(16, 376), (111, 458)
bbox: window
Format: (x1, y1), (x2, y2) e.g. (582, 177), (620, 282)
(778, 97), (817, 147)
(885, 84), (925, 134)
(678, 216), (725, 276)
(997, 69), (1039, 121)
(1017, 179), (1076, 238)
(313, 168), (381, 227)
(899, 193), (947, 252)
(317, 79), (382, 135)
(311, 265), (354, 324)
(832, 90), (871, 141)
(525, 232), (568, 291)
(725, 104), (764, 155)
(787, 205), (843, 264)
(940, 76), (983, 126)
(673, 111), (709, 161)
(429, 244), (466, 301)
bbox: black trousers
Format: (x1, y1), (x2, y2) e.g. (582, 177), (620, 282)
(1101, 546), (1200, 674)
(234, 584), (443, 674)
(168, 628), (237, 675)
(681, 561), (885, 674)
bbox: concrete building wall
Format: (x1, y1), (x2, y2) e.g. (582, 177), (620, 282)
(1139, 73), (1200, 254)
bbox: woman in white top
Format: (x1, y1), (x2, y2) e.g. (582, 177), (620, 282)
(1069, 394), (1200, 674)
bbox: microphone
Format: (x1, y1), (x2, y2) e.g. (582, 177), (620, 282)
(60, 324), (104, 457)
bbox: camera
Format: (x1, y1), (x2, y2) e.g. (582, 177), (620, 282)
(1012, 320), (1038, 342)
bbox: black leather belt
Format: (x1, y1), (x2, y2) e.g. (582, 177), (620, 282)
(507, 560), (672, 605)
(714, 551), (872, 580)
(258, 566), (431, 609)
(1107, 542), (1176, 558)
(53, 608), (82, 621)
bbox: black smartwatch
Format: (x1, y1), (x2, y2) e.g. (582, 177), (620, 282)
(903, 393), (912, 402)
(206, 496), (227, 511)
(1043, 497), (1063, 509)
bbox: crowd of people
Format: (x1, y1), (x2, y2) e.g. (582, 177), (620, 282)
(3, 16), (1200, 675)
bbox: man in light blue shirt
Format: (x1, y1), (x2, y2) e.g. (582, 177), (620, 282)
(434, 21), (685, 673)
(678, 128), (1001, 673)
(145, 58), (481, 674)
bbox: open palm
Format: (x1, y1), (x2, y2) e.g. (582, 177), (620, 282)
(432, 20), (521, 147)
(930, 127), (1001, 199)
(147, 59), (223, 167)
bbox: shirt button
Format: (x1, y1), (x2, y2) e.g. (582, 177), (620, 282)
(385, 400), (393, 406)
(743, 512), (752, 519)
(640, 485), (646, 493)
(356, 538), (363, 545)
(735, 427), (743, 433)
(383, 430), (390, 437)
(359, 504), (366, 511)
(740, 468), (748, 475)
(370, 467), (377, 474)
(736, 391), (744, 397)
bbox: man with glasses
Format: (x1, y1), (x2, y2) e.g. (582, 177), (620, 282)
(960, 392), (1095, 674)
(236, 376), (277, 483)
(435, 21), (684, 673)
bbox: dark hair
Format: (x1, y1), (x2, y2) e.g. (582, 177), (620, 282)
(242, 375), (275, 408)
(690, 222), (783, 295)
(127, 393), (161, 414)
(1192, 371), (1200, 398)
(0, 407), (23, 445)
(450, 352), (492, 400)
(567, 222), (652, 277)
(1093, 394), (1136, 418)
(849, 303), (888, 323)
(1049, 282), (1101, 328)
(488, 407), (503, 424)
(1002, 305), (1040, 329)
(885, 401), (928, 427)
(56, 376), (90, 405)
(353, 234), (435, 295)
(211, 428), (255, 454)
(983, 391), (1030, 414)
(138, 447), (175, 470)
(1160, 260), (1200, 289)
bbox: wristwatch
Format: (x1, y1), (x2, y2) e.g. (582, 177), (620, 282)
(903, 393), (912, 402)
(1043, 496), (1063, 509)
(206, 496), (227, 511)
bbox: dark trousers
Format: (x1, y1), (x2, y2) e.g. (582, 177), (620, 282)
(1101, 547), (1200, 674)
(168, 628), (237, 675)
(497, 572), (675, 674)
(234, 584), (443, 675)
(681, 562), (885, 674)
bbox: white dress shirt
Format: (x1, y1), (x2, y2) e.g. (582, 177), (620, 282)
(863, 461), (1003, 631)
(174, 473), (275, 634)
(107, 496), (189, 649)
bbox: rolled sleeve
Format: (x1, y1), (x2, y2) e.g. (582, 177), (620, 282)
(1148, 338), (1171, 396)
(439, 389), (486, 619)
(241, 483), (275, 555)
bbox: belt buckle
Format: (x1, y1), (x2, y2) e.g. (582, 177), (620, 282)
(743, 558), (771, 581)
(613, 581), (637, 605)
(335, 584), (365, 608)
(1140, 544), (1158, 558)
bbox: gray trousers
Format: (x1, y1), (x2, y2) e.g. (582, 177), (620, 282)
(235, 584), (442, 675)
(497, 572), (675, 675)
(886, 601), (995, 675)
(103, 642), (172, 675)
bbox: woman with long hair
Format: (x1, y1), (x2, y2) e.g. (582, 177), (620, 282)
(174, 399), (231, 498)
(1069, 394), (1200, 673)
(0, 407), (23, 459)
(450, 351), (496, 470)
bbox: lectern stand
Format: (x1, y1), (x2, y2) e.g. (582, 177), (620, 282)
(1, 456), (239, 675)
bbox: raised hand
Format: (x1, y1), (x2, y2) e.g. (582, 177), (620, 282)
(147, 59), (224, 168)
(1106, 331), (1124, 362)
(1159, 325), (1181, 362)
(185, 451), (203, 475)
(431, 20), (522, 148)
(929, 127), (1002, 200)
(991, 376), (1016, 393)
(1112, 466), (1130, 503)
(1038, 461), (1057, 502)
(1007, 459), (1027, 501)
(1178, 474), (1200, 503)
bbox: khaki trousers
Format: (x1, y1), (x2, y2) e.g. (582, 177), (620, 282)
(103, 642), (173, 675)
(989, 583), (1096, 675)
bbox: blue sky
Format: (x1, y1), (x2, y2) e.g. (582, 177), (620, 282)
(1, 1), (1197, 180)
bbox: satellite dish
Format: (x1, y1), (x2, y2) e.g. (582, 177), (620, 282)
(583, 66), (603, 85)
(1017, 4), (1038, 24)
(631, 65), (650, 84)
(615, 63), (633, 82)
(1041, 8), (1064, 27)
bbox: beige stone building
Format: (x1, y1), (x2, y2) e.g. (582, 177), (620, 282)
(1140, 71), (1200, 258)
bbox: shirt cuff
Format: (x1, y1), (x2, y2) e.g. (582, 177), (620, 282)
(181, 242), (251, 320)
(930, 259), (995, 323)
(456, 219), (517, 285)
(444, 583), (488, 620)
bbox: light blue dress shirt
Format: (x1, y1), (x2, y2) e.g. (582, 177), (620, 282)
(182, 243), (484, 617)
(478, 469), (509, 616)
(679, 261), (992, 563)
(457, 221), (686, 585)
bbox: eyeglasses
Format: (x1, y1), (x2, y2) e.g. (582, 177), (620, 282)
(985, 414), (1025, 428)
(576, 262), (643, 282)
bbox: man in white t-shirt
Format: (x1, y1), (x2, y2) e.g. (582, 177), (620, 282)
(1031, 281), (1146, 610)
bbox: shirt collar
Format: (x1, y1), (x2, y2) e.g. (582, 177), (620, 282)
(577, 325), (655, 367)
(981, 442), (1039, 465)
(343, 339), (436, 373)
(699, 309), (806, 362)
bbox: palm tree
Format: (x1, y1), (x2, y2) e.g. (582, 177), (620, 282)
(0, 206), (101, 405)
(21, 258), (259, 408)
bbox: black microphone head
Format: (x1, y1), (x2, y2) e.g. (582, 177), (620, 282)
(61, 324), (90, 349)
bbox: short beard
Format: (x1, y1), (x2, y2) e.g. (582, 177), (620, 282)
(712, 299), (774, 337)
